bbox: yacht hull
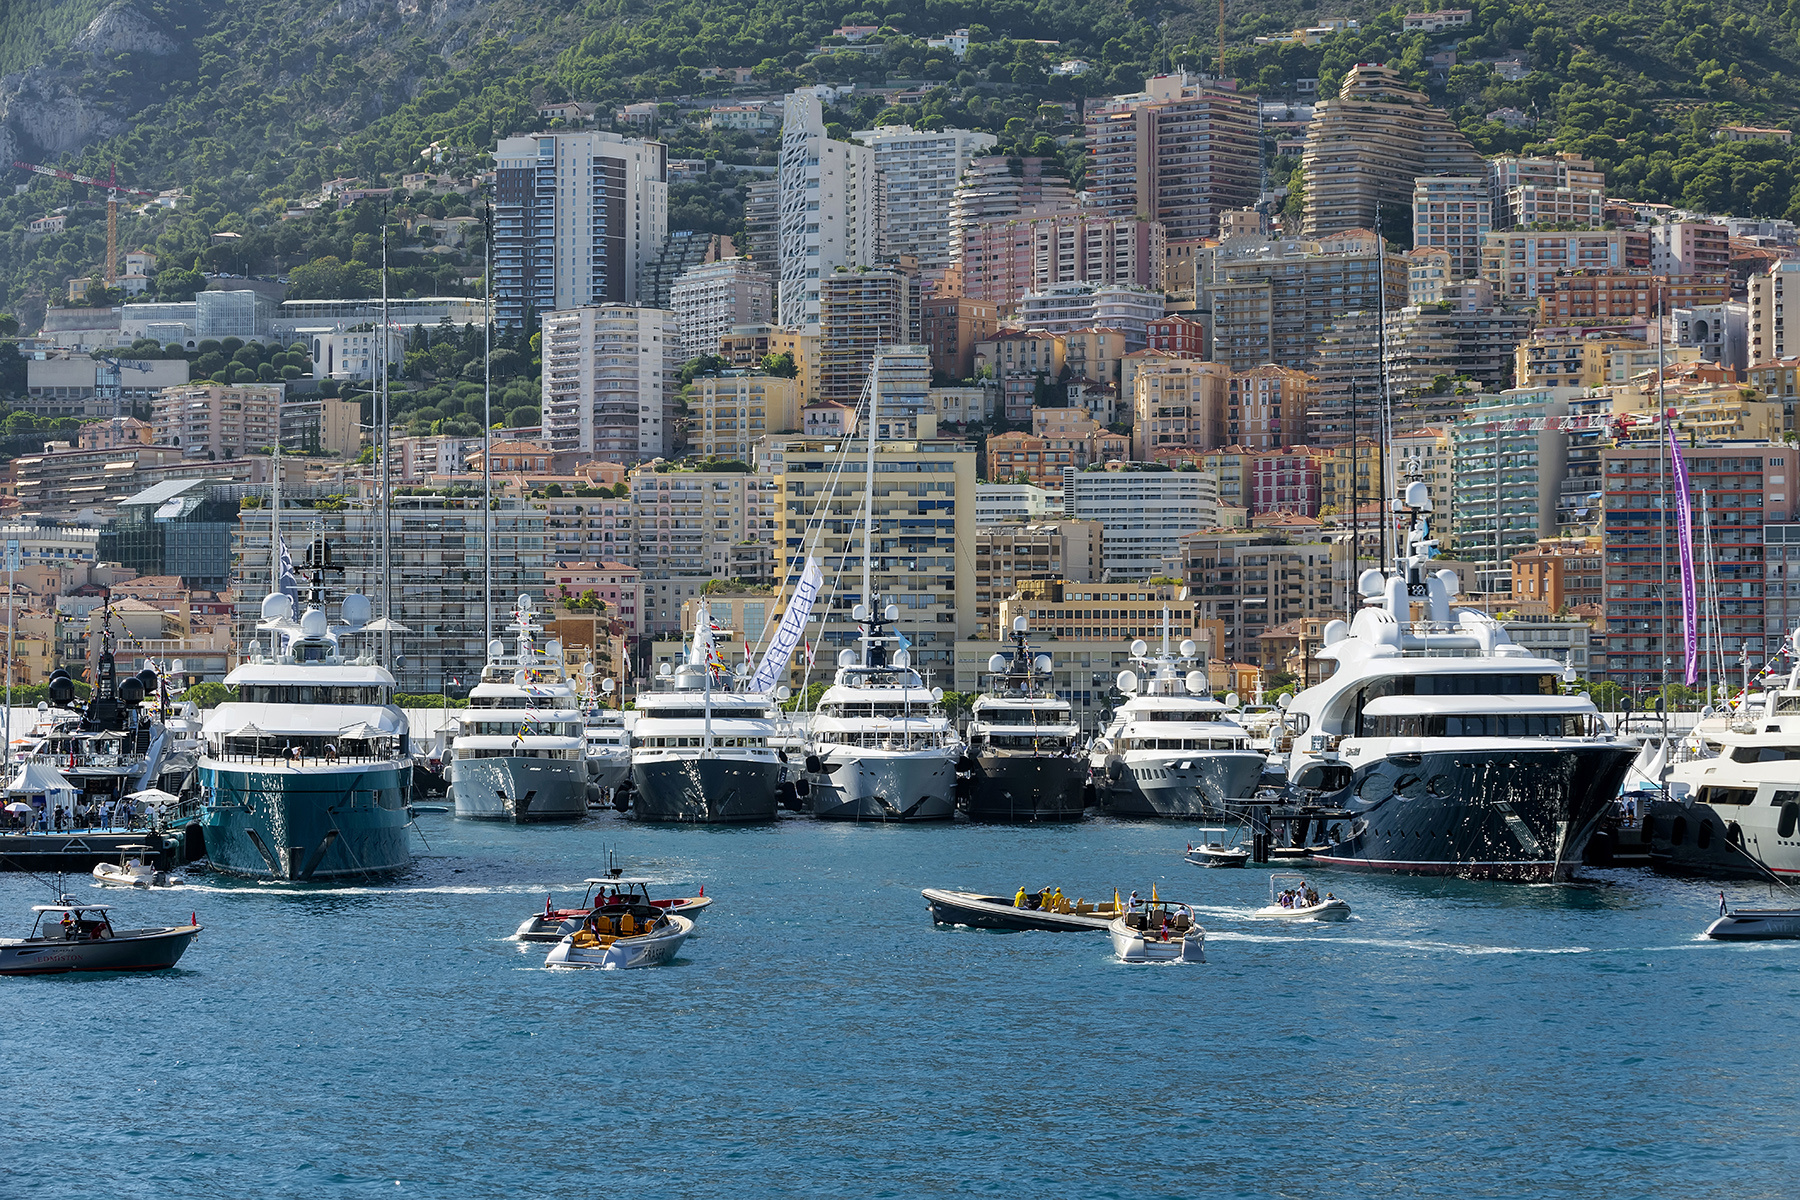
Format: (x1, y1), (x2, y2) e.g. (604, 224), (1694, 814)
(585, 752), (631, 792)
(449, 756), (587, 822)
(808, 751), (957, 821)
(630, 756), (782, 823)
(1306, 745), (1634, 882)
(198, 759), (412, 880)
(1642, 796), (1794, 879)
(1099, 752), (1266, 818)
(960, 753), (1088, 822)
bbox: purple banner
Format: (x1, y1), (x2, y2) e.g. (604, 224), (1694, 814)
(1668, 416), (1698, 687)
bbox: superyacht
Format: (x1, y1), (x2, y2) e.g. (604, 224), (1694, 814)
(1091, 613), (1264, 818)
(448, 594), (587, 822)
(197, 536), (413, 880)
(1280, 483), (1634, 880)
(628, 601), (785, 822)
(959, 617), (1087, 822)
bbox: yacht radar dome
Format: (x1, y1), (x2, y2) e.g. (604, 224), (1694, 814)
(884, 604), (899, 621)
(1117, 669), (1139, 693)
(261, 593), (293, 622)
(546, 639), (564, 659)
(1033, 654), (1051, 674)
(1130, 639), (1148, 657)
(852, 604), (868, 622)
(838, 649), (857, 667)
(1185, 670), (1206, 694)
(487, 639), (505, 659)
(1179, 639), (1197, 659)
(659, 662), (673, 677)
(583, 661), (596, 676)
(341, 593), (372, 626)
(300, 609), (329, 639)
(517, 594), (533, 612)
(601, 678), (615, 694)
(1225, 691), (1240, 709)
(1358, 569), (1385, 597)
(1404, 480), (1432, 510)
(776, 685), (792, 700)
(1012, 615), (1029, 633)
(930, 687), (943, 702)
(987, 653), (1007, 673)
(892, 649), (911, 668)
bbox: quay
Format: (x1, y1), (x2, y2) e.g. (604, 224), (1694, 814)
(0, 826), (203, 873)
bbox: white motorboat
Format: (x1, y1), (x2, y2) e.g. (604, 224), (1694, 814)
(1185, 828), (1250, 868)
(1252, 872), (1351, 921)
(1110, 898), (1206, 963)
(544, 908), (693, 969)
(514, 875), (712, 942)
(1705, 907), (1800, 940)
(0, 899), (200, 975)
(92, 844), (182, 889)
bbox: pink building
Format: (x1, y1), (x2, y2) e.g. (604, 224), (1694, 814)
(551, 560), (643, 640)
(959, 209), (1166, 310)
(1145, 315), (1207, 357)
(802, 401), (857, 439)
(1250, 447), (1323, 516)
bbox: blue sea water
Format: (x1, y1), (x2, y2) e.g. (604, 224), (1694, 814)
(5, 814), (1799, 1199)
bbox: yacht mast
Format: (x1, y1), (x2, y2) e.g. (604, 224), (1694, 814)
(1375, 212), (1391, 567)
(379, 212), (393, 671)
(860, 358), (879, 667)
(1656, 286), (1669, 751)
(271, 402), (282, 656)
(483, 201), (494, 651)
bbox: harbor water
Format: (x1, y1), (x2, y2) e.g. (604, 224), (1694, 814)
(6, 813), (1797, 1198)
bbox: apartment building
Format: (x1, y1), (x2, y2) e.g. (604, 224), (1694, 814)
(1749, 259), (1800, 364)
(1206, 230), (1409, 374)
(492, 130), (668, 327)
(1649, 222), (1730, 275)
(152, 383), (281, 460)
(543, 496), (635, 567)
(919, 295), (997, 379)
(1450, 388), (1581, 591)
(1132, 358), (1231, 460)
(818, 268), (918, 406)
(631, 464), (781, 630)
(1511, 538), (1604, 614)
(669, 258), (771, 360)
(1084, 73), (1262, 241)
(688, 374), (802, 460)
(959, 210), (1166, 309)
(1063, 467), (1221, 580)
(851, 124), (996, 270)
(1486, 154), (1605, 230)
(973, 330), (1066, 423)
(777, 91), (880, 325)
(1411, 174), (1490, 280)
(539, 305), (679, 460)
(1480, 229), (1629, 302)
(1017, 283), (1165, 349)
(989, 425), (1129, 488)
(1181, 529), (1344, 667)
(972, 521), (1103, 637)
(947, 154), (1078, 266)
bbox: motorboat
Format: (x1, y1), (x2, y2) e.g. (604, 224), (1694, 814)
(198, 533), (413, 881)
(448, 595), (588, 823)
(921, 887), (1123, 931)
(629, 601), (788, 823)
(0, 899), (200, 975)
(1252, 872), (1351, 921)
(1109, 898), (1206, 963)
(958, 617), (1088, 822)
(92, 844), (182, 889)
(544, 906), (693, 969)
(1185, 828), (1249, 868)
(513, 875), (713, 943)
(1279, 483), (1634, 881)
(1091, 613), (1265, 818)
(1705, 907), (1800, 940)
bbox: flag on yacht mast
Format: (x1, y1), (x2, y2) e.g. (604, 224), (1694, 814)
(277, 535), (298, 602)
(1667, 414), (1698, 687)
(750, 556), (823, 693)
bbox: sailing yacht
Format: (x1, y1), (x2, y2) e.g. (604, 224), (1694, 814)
(198, 535), (413, 880)
(1091, 613), (1265, 817)
(628, 601), (785, 822)
(447, 594), (587, 822)
(959, 617), (1087, 822)
(1279, 483), (1635, 880)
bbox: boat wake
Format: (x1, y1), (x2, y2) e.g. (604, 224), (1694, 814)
(1202, 929), (1726, 956)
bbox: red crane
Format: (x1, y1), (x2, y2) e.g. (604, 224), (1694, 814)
(14, 160), (158, 285)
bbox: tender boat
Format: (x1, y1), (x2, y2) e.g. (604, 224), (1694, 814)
(0, 899), (200, 975)
(1252, 872), (1351, 921)
(922, 887), (1123, 931)
(1705, 908), (1800, 940)
(514, 875), (713, 943)
(958, 617), (1088, 822)
(92, 844), (183, 889)
(1185, 828), (1249, 868)
(1110, 898), (1206, 963)
(544, 904), (693, 969)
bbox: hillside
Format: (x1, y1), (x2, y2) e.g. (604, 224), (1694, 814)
(2, 0), (1800, 328)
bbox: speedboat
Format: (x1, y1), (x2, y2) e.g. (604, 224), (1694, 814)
(1110, 898), (1206, 963)
(1252, 872), (1351, 921)
(1091, 613), (1265, 818)
(514, 875), (712, 942)
(958, 617), (1088, 822)
(0, 899), (201, 975)
(1278, 483), (1633, 881)
(1185, 828), (1249, 868)
(922, 887), (1123, 931)
(544, 906), (693, 969)
(92, 844), (183, 889)
(1705, 907), (1800, 940)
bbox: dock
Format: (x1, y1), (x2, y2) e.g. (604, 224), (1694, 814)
(0, 825), (204, 873)
(1231, 799), (1353, 864)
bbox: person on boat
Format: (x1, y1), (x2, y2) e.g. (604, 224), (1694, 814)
(324, 743), (340, 763)
(1720, 891), (1729, 917)
(1014, 886), (1028, 909)
(1051, 887), (1067, 914)
(1127, 890), (1141, 915)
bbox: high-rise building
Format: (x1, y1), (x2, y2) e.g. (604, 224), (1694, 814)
(1480, 229), (1630, 303)
(1411, 174), (1490, 280)
(1299, 64), (1483, 238)
(1132, 358), (1231, 461)
(1749, 259), (1800, 364)
(1449, 387), (1583, 593)
(1649, 222), (1730, 276)
(919, 295), (997, 379)
(742, 178), (780, 269)
(959, 210), (1166, 309)
(152, 384), (282, 460)
(687, 374), (801, 461)
(818, 268), (917, 406)
(638, 230), (735, 309)
(493, 131), (669, 327)
(947, 155), (1077, 267)
(1487, 154), (1605, 230)
(777, 91), (880, 325)
(1063, 467), (1220, 580)
(851, 124), (996, 271)
(1206, 229), (1410, 375)
(630, 465), (781, 627)
(1084, 73), (1262, 241)
(539, 305), (679, 460)
(669, 258), (772, 360)
(1017, 283), (1165, 349)
(971, 521), (1104, 638)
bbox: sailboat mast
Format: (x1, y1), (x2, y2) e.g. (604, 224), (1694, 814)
(1376, 210), (1391, 568)
(860, 359), (879, 666)
(1656, 286), (1669, 733)
(271, 399), (282, 655)
(380, 212), (393, 671)
(483, 201), (494, 651)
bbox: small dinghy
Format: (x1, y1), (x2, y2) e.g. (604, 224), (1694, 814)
(1706, 908), (1800, 941)
(1185, 828), (1249, 868)
(922, 887), (1123, 931)
(1110, 897), (1206, 963)
(1252, 872), (1350, 922)
(92, 845), (182, 889)
(545, 905), (693, 970)
(514, 875), (711, 943)
(0, 898), (201, 975)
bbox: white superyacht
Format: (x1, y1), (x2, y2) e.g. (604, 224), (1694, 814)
(447, 594), (587, 822)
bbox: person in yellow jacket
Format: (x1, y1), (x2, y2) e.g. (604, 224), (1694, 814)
(1051, 886), (1068, 914)
(1014, 886), (1028, 909)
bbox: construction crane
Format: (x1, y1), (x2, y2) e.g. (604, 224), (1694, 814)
(13, 161), (157, 287)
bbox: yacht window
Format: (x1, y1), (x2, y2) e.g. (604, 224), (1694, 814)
(1730, 746), (1800, 763)
(1364, 714), (1601, 738)
(1699, 786), (1757, 806)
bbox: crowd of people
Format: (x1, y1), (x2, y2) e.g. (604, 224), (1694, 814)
(3, 797), (146, 833)
(1275, 882), (1331, 909)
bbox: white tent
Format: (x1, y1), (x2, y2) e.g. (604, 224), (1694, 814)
(7, 761), (76, 796)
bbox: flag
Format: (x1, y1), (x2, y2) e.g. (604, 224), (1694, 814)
(894, 628), (911, 651)
(277, 535), (298, 602)
(750, 556), (823, 692)
(1667, 415), (1698, 687)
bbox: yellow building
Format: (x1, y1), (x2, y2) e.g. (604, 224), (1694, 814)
(1318, 438), (1379, 515)
(1131, 358), (1230, 460)
(689, 374), (801, 461)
